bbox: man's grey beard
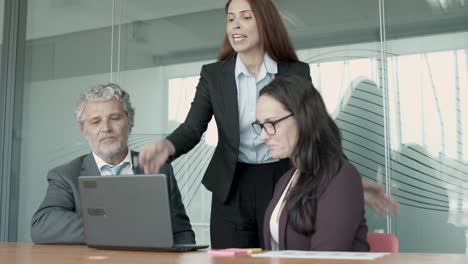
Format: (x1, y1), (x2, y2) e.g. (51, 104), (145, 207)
(92, 141), (128, 161)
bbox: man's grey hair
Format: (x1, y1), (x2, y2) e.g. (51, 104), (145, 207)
(75, 83), (135, 132)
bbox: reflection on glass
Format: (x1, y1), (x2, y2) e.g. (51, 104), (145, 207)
(17, 0), (115, 243)
(167, 76), (216, 245)
(168, 77), (218, 146)
(385, 0), (468, 252)
(387, 33), (468, 253)
(309, 56), (377, 116)
(301, 45), (388, 234)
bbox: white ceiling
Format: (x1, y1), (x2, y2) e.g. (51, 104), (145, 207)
(15, 0), (468, 81)
(25, 0), (225, 40)
(0, 0), (457, 42)
(20, 0), (468, 40)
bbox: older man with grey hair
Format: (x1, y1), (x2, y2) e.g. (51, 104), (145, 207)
(31, 83), (195, 244)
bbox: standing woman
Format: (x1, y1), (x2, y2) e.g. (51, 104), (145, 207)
(140, 0), (310, 249)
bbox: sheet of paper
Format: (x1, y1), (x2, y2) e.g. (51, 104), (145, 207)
(252, 250), (390, 260)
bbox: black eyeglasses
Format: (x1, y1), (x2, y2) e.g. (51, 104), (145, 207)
(251, 113), (293, 136)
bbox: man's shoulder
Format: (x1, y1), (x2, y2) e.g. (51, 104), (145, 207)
(49, 154), (90, 179)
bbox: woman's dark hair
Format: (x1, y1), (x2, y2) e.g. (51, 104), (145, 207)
(260, 75), (344, 235)
(219, 0), (298, 62)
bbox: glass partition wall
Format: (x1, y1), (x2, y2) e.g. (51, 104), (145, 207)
(6, 0), (467, 253)
(0, 0), (6, 241)
(16, 0), (115, 242)
(385, 0), (468, 253)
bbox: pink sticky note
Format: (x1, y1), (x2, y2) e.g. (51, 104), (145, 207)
(208, 250), (248, 256)
(226, 248), (262, 254)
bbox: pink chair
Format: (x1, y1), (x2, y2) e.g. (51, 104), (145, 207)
(367, 232), (399, 253)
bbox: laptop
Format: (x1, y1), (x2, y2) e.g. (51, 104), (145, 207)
(78, 174), (209, 251)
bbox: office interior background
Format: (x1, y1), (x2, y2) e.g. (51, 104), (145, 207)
(1, 0), (467, 253)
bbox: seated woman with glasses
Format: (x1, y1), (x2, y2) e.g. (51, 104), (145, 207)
(253, 75), (369, 251)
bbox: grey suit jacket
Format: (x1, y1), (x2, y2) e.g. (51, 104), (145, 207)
(167, 54), (311, 203)
(31, 151), (195, 244)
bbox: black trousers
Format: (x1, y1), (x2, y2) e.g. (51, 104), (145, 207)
(210, 160), (291, 249)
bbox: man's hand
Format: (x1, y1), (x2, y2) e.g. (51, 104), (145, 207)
(363, 178), (400, 218)
(139, 139), (176, 174)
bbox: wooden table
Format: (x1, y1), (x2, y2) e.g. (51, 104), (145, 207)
(1, 243), (467, 264)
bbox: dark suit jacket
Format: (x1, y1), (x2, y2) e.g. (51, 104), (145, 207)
(31, 151), (195, 244)
(167, 54), (311, 203)
(263, 160), (369, 251)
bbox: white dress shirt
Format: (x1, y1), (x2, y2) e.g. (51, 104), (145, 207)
(93, 150), (134, 176)
(270, 170), (299, 250)
(235, 53), (278, 164)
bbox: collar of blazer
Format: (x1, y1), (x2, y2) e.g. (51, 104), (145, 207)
(221, 53), (292, 75)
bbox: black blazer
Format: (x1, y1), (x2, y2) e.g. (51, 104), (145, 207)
(167, 54), (311, 203)
(31, 151), (195, 244)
